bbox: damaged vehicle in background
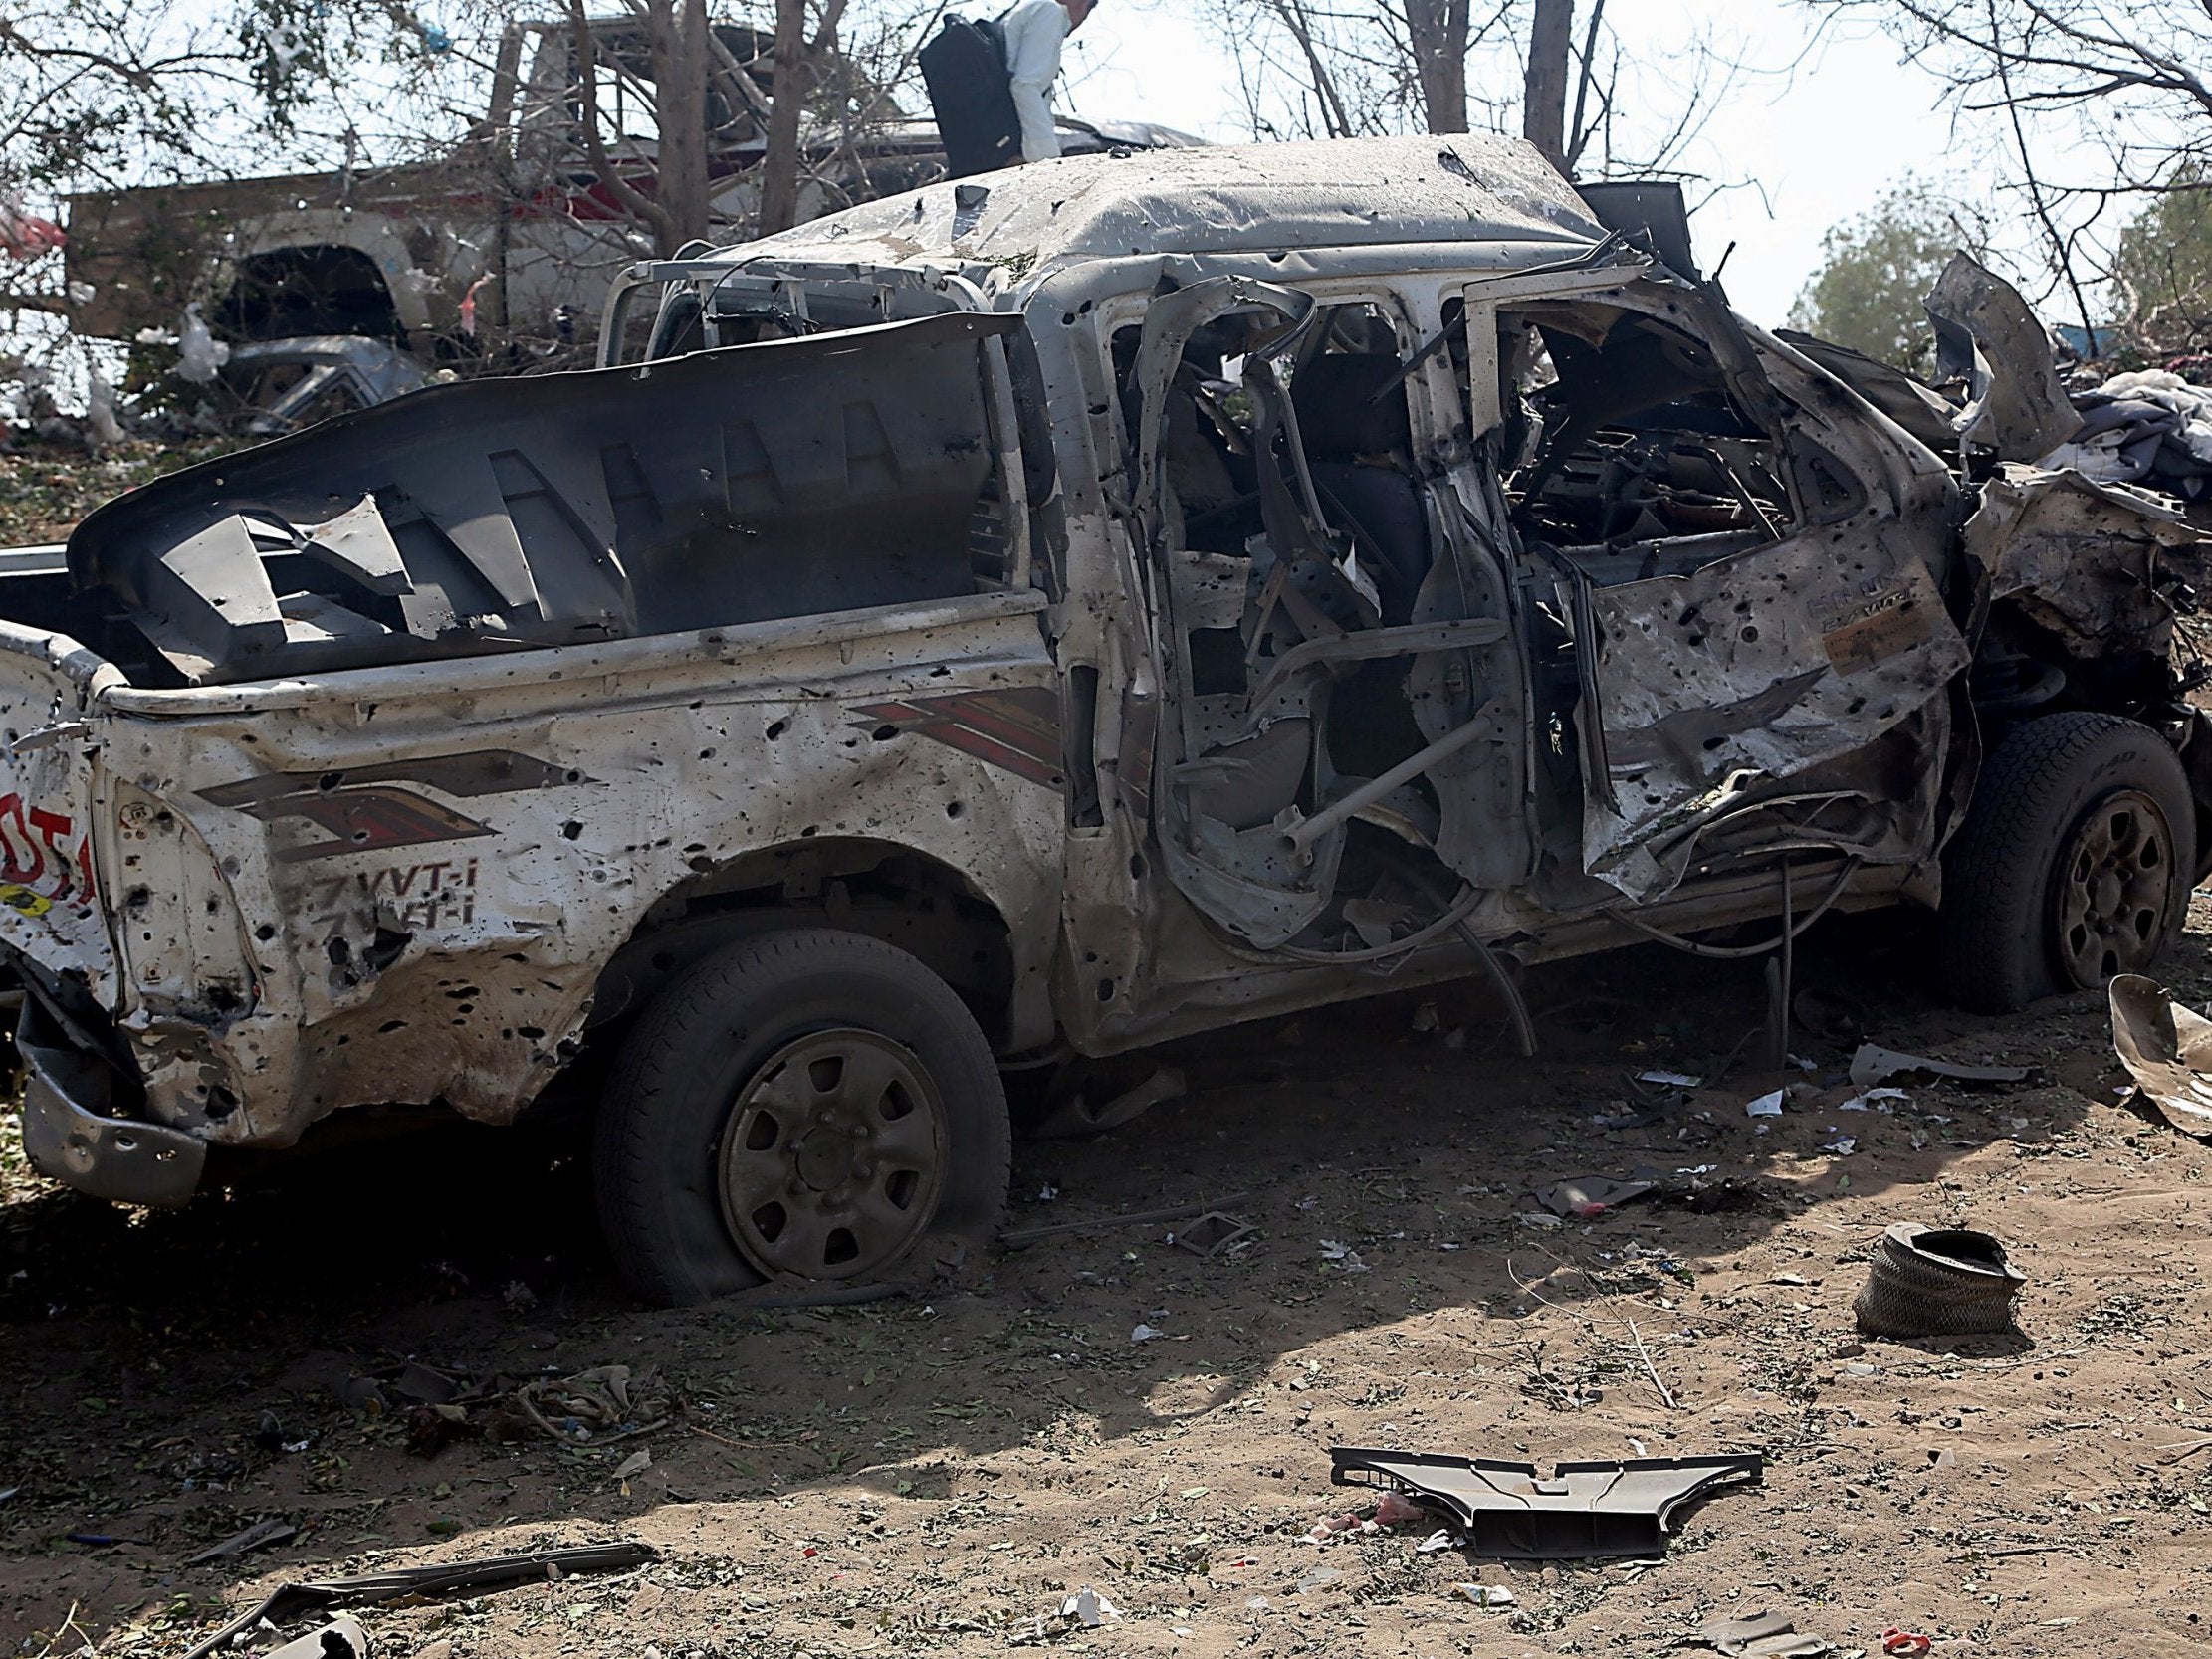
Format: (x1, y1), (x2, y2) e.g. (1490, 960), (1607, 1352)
(62, 10), (1196, 430)
(0, 136), (2204, 1306)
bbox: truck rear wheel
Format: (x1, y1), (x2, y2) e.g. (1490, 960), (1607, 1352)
(1939, 712), (2193, 1012)
(593, 928), (1010, 1307)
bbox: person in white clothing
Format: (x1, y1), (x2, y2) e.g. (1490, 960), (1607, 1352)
(1000, 0), (1096, 163)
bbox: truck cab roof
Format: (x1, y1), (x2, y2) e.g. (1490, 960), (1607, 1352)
(722, 134), (1607, 290)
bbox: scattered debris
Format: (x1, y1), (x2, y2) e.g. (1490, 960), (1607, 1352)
(512, 1365), (670, 1446)
(334, 1376), (387, 1415)
(253, 1408), (309, 1454)
(2108, 973), (2212, 1137)
(1693, 1609), (1833, 1658)
(1372, 1490), (1425, 1526)
(1821, 1137), (1857, 1155)
(1000, 1193), (1254, 1249)
(1879, 1628), (1933, 1658)
(1131, 1324), (1166, 1344)
(1304, 1490), (1428, 1544)
(1056, 1587), (1120, 1627)
(1745, 1091), (1785, 1118)
(1329, 1448), (1762, 1559)
(263, 1618), (369, 1659)
(613, 1448), (652, 1480)
(1636, 1070), (1703, 1088)
(1305, 1512), (1357, 1544)
(1417, 1528), (1457, 1554)
(1837, 1088), (1907, 1112)
(1171, 1212), (1254, 1257)
(2157, 1435), (2212, 1466)
(1848, 1044), (2027, 1088)
(392, 1361), (462, 1406)
(1535, 1175), (1657, 1219)
(1452, 1582), (1516, 1607)
(174, 303), (231, 386)
(1295, 1563), (1343, 1592)
(183, 1517), (298, 1566)
(1855, 1223), (2025, 1339)
(1035, 1066), (1189, 1139)
(2041, 367), (2212, 495)
(1659, 1175), (1776, 1216)
(1318, 1240), (1370, 1271)
(406, 1403), (479, 1458)
(178, 1542), (658, 1659)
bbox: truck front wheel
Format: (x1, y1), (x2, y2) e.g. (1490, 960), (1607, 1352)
(1938, 711), (2194, 1012)
(593, 928), (1010, 1306)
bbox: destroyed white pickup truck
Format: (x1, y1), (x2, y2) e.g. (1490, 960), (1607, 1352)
(5, 137), (2205, 1304)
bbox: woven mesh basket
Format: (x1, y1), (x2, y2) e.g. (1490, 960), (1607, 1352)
(1854, 1222), (2024, 1338)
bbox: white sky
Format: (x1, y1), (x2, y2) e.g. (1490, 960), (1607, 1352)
(1056, 0), (2000, 328)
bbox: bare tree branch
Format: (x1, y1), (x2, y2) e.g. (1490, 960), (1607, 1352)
(567, 0), (677, 249)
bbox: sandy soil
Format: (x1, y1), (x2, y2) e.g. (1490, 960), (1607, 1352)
(4, 900), (2210, 1659)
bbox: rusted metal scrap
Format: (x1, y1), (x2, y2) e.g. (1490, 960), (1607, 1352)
(2109, 972), (2212, 1137)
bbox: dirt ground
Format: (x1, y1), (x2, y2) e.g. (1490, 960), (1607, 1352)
(4, 895), (2210, 1659)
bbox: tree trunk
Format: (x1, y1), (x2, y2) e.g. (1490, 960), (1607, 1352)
(757, 0), (810, 236)
(1404, 0), (1470, 135)
(1522, 0), (1572, 172)
(647, 0), (713, 253)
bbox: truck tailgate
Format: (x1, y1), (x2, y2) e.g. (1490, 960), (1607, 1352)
(0, 622), (119, 1003)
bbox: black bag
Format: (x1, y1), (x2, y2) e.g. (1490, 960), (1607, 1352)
(919, 13), (1021, 178)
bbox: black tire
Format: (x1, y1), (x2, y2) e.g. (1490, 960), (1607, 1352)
(1939, 712), (2194, 1012)
(593, 927), (1010, 1307)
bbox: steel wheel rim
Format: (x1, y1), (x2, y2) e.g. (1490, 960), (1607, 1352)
(2055, 788), (2174, 988)
(715, 1028), (949, 1281)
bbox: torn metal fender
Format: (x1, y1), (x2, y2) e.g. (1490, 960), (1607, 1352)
(1961, 465), (2198, 652)
(1330, 1446), (1763, 1559)
(1925, 253), (2077, 462)
(1774, 328), (1960, 455)
(1581, 535), (1970, 899)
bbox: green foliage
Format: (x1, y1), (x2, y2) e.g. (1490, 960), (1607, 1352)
(0, 436), (238, 547)
(0, 2), (430, 192)
(2112, 172), (2212, 353)
(1788, 181), (1983, 377)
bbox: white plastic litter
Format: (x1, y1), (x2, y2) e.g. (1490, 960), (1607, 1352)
(1453, 1583), (1516, 1606)
(1058, 1587), (1120, 1626)
(85, 371), (122, 446)
(1131, 1324), (1164, 1344)
(176, 304), (231, 384)
(1746, 1090), (1785, 1118)
(1837, 1087), (1908, 1112)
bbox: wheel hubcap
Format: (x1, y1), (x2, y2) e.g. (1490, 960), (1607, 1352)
(716, 1028), (949, 1281)
(2055, 788), (2174, 988)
